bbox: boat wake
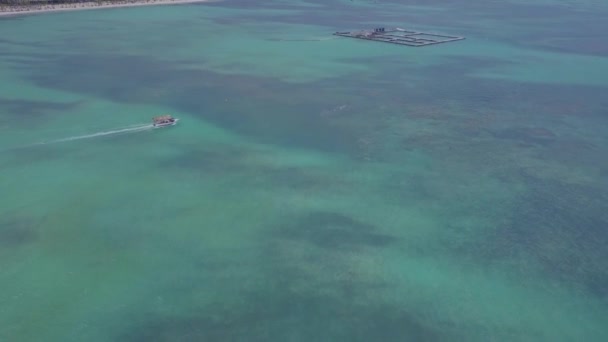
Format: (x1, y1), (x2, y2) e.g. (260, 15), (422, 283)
(46, 124), (154, 144)
(2, 123), (155, 152)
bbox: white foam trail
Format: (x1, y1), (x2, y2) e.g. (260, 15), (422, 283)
(2, 123), (154, 151)
(48, 124), (153, 144)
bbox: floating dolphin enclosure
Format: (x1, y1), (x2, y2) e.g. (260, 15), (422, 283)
(333, 27), (465, 47)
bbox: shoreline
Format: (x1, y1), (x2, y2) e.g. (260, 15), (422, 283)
(0, 0), (218, 17)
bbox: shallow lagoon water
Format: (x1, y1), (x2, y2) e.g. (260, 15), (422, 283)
(1, 1), (608, 341)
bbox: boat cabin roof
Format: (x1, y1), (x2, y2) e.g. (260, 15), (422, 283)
(153, 115), (173, 121)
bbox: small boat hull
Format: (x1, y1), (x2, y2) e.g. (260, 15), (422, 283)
(153, 119), (179, 128)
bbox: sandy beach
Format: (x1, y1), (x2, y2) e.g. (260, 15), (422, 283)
(0, 0), (217, 17)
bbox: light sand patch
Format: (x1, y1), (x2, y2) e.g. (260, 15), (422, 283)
(0, 0), (219, 17)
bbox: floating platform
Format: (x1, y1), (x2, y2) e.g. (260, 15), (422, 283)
(333, 27), (465, 47)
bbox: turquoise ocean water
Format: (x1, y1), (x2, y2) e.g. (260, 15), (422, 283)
(1, 0), (607, 340)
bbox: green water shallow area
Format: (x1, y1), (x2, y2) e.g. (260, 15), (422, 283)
(1, 0), (608, 340)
